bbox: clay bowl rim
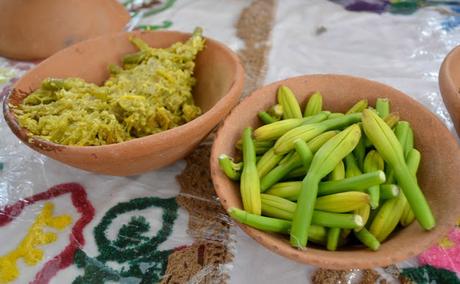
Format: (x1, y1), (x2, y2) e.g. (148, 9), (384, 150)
(439, 44), (460, 94)
(3, 30), (245, 154)
(210, 74), (460, 269)
(438, 44), (460, 136)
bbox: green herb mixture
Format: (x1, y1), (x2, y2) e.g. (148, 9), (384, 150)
(14, 29), (205, 146)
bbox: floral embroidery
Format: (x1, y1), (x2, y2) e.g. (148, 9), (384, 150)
(0, 203), (71, 283)
(73, 196), (178, 283)
(0, 183), (94, 284)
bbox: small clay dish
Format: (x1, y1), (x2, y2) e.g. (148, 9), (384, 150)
(210, 74), (460, 269)
(4, 30), (244, 176)
(439, 45), (460, 136)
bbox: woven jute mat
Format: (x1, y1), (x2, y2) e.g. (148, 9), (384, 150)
(311, 266), (413, 284)
(161, 145), (231, 284)
(236, 0), (276, 98)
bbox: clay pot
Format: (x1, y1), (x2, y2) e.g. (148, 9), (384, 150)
(0, 0), (130, 60)
(210, 74), (460, 269)
(3, 30), (244, 176)
(439, 45), (460, 136)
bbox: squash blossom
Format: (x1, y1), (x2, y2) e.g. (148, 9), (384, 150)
(361, 109), (435, 230)
(290, 124), (361, 248)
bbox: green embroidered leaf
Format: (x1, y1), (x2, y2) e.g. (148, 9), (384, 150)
(401, 265), (460, 284)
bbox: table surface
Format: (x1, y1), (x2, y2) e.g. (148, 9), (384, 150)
(0, 1), (459, 283)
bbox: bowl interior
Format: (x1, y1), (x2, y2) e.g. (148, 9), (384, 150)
(7, 30), (236, 112)
(210, 74), (460, 269)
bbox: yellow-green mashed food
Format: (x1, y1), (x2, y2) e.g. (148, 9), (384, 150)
(14, 30), (205, 146)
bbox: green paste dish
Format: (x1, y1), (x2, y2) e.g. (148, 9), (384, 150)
(13, 28), (205, 146)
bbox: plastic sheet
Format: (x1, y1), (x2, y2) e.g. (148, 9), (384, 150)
(1, 0), (460, 283)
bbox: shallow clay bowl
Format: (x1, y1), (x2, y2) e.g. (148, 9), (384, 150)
(4, 30), (244, 176)
(439, 45), (460, 136)
(210, 74), (460, 269)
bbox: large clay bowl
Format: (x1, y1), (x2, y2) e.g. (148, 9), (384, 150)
(439, 45), (460, 136)
(0, 0), (130, 60)
(210, 74), (460, 269)
(4, 30), (244, 176)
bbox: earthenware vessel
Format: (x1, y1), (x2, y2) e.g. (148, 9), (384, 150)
(4, 30), (244, 176)
(210, 74), (460, 269)
(0, 0), (130, 60)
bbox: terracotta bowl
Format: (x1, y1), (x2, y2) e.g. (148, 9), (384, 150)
(3, 30), (244, 176)
(439, 45), (460, 136)
(210, 74), (460, 269)
(0, 0), (130, 60)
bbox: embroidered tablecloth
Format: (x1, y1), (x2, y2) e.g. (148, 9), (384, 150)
(0, 1), (459, 283)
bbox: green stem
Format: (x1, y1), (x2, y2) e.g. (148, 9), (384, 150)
(376, 98), (390, 118)
(260, 195), (364, 229)
(395, 121), (411, 159)
(218, 154), (242, 181)
(309, 225), (327, 244)
(368, 185), (380, 209)
(394, 162), (435, 230)
(228, 208), (291, 233)
(312, 211), (363, 229)
(407, 148), (421, 175)
(328, 113), (344, 119)
(274, 113), (361, 154)
(258, 111), (278, 124)
(321, 113), (362, 130)
(398, 148), (420, 226)
(290, 173), (320, 247)
(294, 140), (313, 172)
(380, 184), (400, 199)
(318, 171), (386, 196)
(385, 164), (395, 184)
(242, 128), (256, 164)
(354, 228), (380, 251)
(405, 126), (414, 158)
(327, 228), (341, 251)
(300, 111), (330, 125)
(236, 140), (274, 155)
(260, 154), (302, 192)
(228, 208), (326, 243)
(283, 166), (306, 179)
(266, 171), (386, 199)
